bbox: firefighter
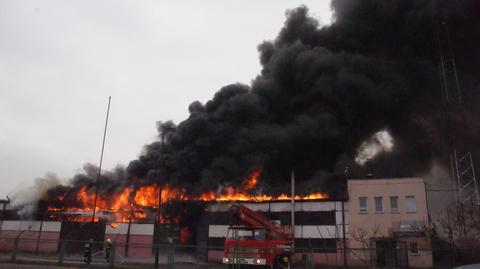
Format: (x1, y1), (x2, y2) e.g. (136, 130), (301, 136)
(275, 254), (290, 269)
(84, 238), (93, 264)
(105, 238), (112, 262)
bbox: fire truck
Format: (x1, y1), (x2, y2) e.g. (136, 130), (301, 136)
(222, 204), (293, 269)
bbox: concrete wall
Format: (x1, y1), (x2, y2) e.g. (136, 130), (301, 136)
(405, 237), (433, 268)
(105, 223), (154, 257)
(0, 220), (61, 253)
(207, 250), (223, 262)
(348, 178), (429, 238)
(347, 178), (433, 268)
(298, 252), (345, 267)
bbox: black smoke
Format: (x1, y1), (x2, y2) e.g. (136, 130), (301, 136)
(125, 0), (479, 194)
(37, 0), (480, 205)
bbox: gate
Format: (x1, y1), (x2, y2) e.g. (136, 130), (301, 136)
(395, 241), (408, 268)
(372, 239), (409, 268)
(59, 221), (106, 254)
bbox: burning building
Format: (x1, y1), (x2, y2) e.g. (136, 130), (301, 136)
(24, 0), (478, 227)
(12, 0), (478, 227)
(0, 171), (335, 263)
(5, 0), (480, 267)
(0, 176), (434, 268)
(2, 170), (332, 257)
(39, 169), (329, 225)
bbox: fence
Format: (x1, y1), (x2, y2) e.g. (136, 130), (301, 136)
(0, 237), (478, 268)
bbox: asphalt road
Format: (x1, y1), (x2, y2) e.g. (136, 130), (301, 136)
(0, 264), (84, 269)
(0, 262), (225, 269)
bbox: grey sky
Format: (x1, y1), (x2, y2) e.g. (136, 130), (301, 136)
(0, 1), (332, 197)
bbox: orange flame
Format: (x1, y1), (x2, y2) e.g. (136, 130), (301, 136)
(196, 169), (328, 202)
(47, 168), (328, 223)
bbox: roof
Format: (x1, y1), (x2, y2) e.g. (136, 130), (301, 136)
(348, 177), (424, 184)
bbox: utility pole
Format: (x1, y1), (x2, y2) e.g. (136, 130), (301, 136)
(342, 167), (348, 268)
(155, 133), (166, 268)
(290, 170), (295, 252)
(92, 96), (112, 222)
(154, 185), (163, 265)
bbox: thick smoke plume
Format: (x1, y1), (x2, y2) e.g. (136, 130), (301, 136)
(11, 172), (61, 216)
(27, 0), (480, 211)
(128, 0), (479, 192)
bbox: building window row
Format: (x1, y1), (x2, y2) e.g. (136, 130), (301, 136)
(358, 195), (416, 213)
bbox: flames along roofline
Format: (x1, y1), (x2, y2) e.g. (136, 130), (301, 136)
(202, 197), (347, 204)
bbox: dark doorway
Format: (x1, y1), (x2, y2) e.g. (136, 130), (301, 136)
(373, 239), (409, 268)
(375, 240), (389, 267)
(395, 241), (408, 267)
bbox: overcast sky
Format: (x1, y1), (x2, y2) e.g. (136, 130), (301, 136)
(0, 1), (332, 197)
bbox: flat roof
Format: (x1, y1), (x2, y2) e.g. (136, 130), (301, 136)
(348, 177), (423, 183)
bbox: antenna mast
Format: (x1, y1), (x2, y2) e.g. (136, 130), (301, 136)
(92, 96), (112, 222)
(434, 2), (479, 205)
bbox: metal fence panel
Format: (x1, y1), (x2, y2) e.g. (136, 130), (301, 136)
(0, 237), (479, 269)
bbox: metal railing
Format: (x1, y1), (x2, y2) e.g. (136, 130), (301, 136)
(0, 237), (478, 268)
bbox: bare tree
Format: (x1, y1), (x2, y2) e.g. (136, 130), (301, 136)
(435, 202), (480, 247)
(349, 224), (385, 267)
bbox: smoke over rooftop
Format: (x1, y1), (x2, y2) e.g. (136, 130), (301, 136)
(16, 0), (480, 214)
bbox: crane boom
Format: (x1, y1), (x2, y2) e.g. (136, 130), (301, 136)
(223, 204), (293, 268)
(230, 204), (292, 239)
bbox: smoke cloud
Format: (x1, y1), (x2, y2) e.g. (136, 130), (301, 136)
(129, 0), (479, 192)
(355, 130), (394, 166)
(11, 172), (61, 216)
(31, 0), (480, 208)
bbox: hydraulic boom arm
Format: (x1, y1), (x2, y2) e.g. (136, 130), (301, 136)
(230, 204), (291, 239)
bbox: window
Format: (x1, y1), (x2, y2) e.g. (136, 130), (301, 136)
(390, 196), (399, 212)
(374, 196), (384, 213)
(295, 239), (337, 253)
(359, 197), (368, 213)
(227, 228), (266, 240)
(405, 196), (416, 213)
(409, 242), (419, 255)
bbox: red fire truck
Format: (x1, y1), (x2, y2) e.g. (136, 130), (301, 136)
(223, 204), (293, 269)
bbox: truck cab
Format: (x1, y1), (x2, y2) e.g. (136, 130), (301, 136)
(223, 226), (268, 266)
(222, 205), (292, 269)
